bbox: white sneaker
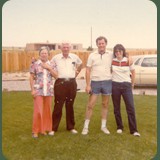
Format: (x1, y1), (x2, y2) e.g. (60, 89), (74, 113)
(117, 129), (123, 134)
(133, 132), (140, 137)
(70, 129), (78, 134)
(82, 128), (89, 135)
(101, 127), (110, 134)
(48, 131), (54, 136)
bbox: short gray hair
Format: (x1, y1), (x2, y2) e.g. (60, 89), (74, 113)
(61, 41), (71, 47)
(39, 46), (50, 55)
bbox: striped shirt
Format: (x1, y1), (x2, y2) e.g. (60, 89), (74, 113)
(112, 57), (135, 83)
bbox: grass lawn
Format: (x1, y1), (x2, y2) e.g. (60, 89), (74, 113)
(2, 92), (157, 160)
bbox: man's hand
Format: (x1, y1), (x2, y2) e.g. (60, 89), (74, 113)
(85, 85), (92, 94)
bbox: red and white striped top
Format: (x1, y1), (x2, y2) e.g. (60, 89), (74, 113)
(112, 57), (135, 83)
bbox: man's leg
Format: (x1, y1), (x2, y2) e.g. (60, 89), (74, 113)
(82, 94), (98, 135)
(101, 95), (110, 134)
(65, 80), (77, 130)
(101, 95), (110, 120)
(85, 94), (98, 120)
(100, 80), (112, 134)
(52, 79), (66, 132)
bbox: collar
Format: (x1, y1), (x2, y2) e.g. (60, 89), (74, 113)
(95, 50), (110, 55)
(115, 57), (127, 62)
(60, 53), (72, 59)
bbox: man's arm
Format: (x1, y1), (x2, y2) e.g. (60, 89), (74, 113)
(75, 64), (83, 77)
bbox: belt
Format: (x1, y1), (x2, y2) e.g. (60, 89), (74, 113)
(57, 78), (75, 81)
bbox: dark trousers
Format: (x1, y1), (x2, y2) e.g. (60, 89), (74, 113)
(112, 82), (138, 134)
(52, 79), (77, 131)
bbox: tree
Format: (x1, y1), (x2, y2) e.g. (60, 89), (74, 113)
(87, 46), (93, 51)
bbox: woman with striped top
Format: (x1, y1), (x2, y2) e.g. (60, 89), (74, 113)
(111, 44), (140, 137)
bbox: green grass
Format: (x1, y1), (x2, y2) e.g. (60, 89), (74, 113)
(2, 92), (157, 160)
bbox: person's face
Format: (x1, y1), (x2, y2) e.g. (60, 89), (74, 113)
(61, 43), (70, 56)
(96, 39), (107, 53)
(115, 50), (123, 59)
(39, 49), (49, 62)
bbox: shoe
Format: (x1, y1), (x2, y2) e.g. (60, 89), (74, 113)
(81, 128), (89, 135)
(101, 127), (110, 134)
(70, 129), (78, 134)
(42, 132), (47, 136)
(48, 131), (54, 136)
(32, 133), (38, 138)
(133, 132), (140, 137)
(117, 129), (123, 134)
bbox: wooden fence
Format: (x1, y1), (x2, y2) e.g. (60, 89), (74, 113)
(2, 49), (157, 73)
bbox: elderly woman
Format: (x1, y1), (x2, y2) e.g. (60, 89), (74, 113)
(30, 46), (58, 138)
(111, 44), (140, 137)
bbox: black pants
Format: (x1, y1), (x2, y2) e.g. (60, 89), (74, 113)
(112, 81), (138, 134)
(52, 79), (77, 131)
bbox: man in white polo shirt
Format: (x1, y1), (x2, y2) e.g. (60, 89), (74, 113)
(51, 42), (82, 134)
(82, 36), (113, 135)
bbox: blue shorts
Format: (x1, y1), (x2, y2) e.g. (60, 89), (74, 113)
(91, 80), (112, 95)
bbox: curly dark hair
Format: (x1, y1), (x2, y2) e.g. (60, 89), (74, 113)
(113, 44), (126, 57)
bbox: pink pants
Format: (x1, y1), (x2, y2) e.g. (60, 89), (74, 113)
(32, 96), (53, 134)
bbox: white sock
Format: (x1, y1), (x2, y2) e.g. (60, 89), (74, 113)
(84, 119), (90, 129)
(101, 119), (106, 128)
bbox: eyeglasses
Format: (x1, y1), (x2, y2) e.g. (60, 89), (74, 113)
(115, 50), (122, 53)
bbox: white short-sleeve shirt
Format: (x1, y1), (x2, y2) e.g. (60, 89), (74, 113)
(51, 53), (82, 78)
(112, 57), (135, 83)
(87, 50), (113, 81)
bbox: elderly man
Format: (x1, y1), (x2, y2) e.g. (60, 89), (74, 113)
(51, 42), (82, 134)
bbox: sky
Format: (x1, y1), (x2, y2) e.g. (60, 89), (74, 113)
(2, 0), (157, 49)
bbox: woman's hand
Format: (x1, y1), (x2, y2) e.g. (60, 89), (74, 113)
(41, 63), (51, 70)
(31, 89), (37, 98)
